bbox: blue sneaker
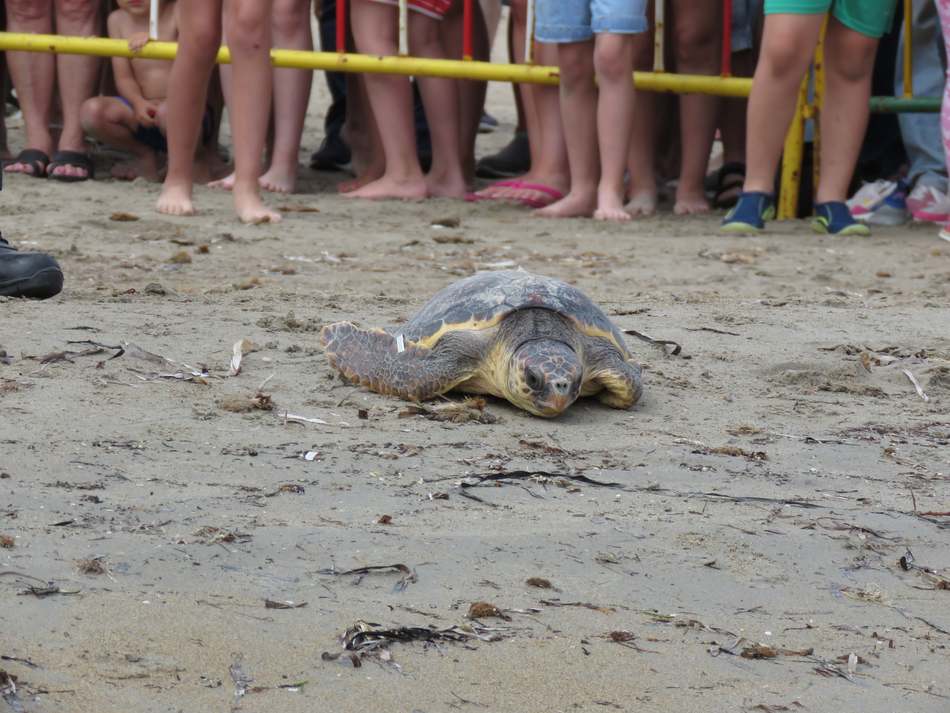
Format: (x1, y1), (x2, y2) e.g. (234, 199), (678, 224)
(812, 201), (871, 236)
(721, 191), (775, 234)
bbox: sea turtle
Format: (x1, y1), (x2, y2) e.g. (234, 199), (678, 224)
(320, 270), (642, 418)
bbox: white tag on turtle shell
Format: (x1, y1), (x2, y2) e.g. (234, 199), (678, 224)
(395, 334), (405, 353)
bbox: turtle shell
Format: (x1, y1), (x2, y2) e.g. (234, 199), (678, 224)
(397, 270), (631, 357)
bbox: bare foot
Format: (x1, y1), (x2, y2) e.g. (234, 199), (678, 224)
(234, 186), (282, 224)
(111, 152), (160, 182)
(426, 172), (467, 199)
(674, 189), (710, 215)
(157, 181), (196, 216)
(259, 164), (297, 194)
(625, 191), (657, 217)
(345, 174), (427, 201)
(534, 190), (597, 218)
(338, 164), (385, 194)
(209, 172), (235, 191)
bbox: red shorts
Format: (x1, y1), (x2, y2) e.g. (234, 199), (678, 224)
(370, 0), (451, 19)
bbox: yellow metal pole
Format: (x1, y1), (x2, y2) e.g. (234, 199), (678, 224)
(903, 0), (913, 98)
(778, 73), (810, 220)
(0, 32), (755, 97)
(812, 17), (827, 203)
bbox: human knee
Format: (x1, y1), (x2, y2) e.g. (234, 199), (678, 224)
(828, 35), (877, 83)
(272, 0), (311, 39)
(6, 0), (50, 25)
(227, 5), (271, 52)
(594, 39), (633, 83)
(674, 20), (718, 69)
(409, 17), (442, 56)
(79, 97), (112, 132)
(558, 46), (595, 87)
(760, 33), (813, 79)
(54, 0), (98, 25)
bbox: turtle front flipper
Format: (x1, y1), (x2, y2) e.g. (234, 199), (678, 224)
(320, 321), (485, 401)
(583, 341), (643, 410)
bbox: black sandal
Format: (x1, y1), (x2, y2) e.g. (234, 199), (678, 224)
(47, 150), (95, 183)
(711, 161), (746, 209)
(2, 148), (50, 178)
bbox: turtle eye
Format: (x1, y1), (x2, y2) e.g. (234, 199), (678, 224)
(525, 366), (543, 391)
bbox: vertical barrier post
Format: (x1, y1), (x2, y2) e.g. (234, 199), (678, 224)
(525, 0), (535, 64)
(653, 0), (665, 72)
(778, 73), (809, 220)
(902, 0), (913, 98)
(398, 0), (409, 56)
(463, 0), (473, 60)
(721, 0), (732, 76)
(149, 0), (159, 41)
(336, 0), (347, 53)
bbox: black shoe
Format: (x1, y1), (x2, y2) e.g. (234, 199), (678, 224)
(475, 131), (530, 179)
(0, 235), (64, 299)
(309, 133), (352, 172)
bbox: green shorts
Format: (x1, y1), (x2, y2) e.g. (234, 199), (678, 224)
(764, 0), (897, 38)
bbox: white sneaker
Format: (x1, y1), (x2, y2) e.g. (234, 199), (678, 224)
(847, 180), (896, 220)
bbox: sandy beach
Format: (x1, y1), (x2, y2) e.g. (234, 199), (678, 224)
(2, 45), (950, 713)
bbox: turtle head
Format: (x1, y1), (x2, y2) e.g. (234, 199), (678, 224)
(507, 339), (583, 417)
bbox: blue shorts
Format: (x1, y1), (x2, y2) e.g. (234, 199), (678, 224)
(731, 0), (764, 52)
(535, 0), (649, 42)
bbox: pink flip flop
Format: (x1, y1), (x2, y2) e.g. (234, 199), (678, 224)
(466, 180), (565, 209)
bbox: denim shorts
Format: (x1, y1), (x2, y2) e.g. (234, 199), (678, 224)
(535, 0), (649, 42)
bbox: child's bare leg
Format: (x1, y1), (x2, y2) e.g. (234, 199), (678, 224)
(0, 54), (10, 161)
(157, 0), (222, 216)
(536, 41), (598, 218)
(4, 1), (54, 174)
(814, 19), (877, 203)
(671, 0), (721, 214)
(338, 74), (386, 192)
(593, 33), (635, 222)
(743, 13), (822, 195)
(443, 0), (489, 184)
(79, 96), (160, 181)
(346, 0), (426, 200)
(481, 42), (570, 206)
(260, 0), (313, 193)
(225, 0), (281, 223)
(411, 15), (466, 198)
(626, 32), (657, 215)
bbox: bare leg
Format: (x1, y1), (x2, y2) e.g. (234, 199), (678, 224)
(411, 14), (466, 198)
(671, 0), (721, 214)
(4, 0), (55, 175)
(49, 0), (100, 179)
(260, 0), (313, 193)
(157, 0), (222, 216)
(0, 47), (10, 160)
(627, 31), (656, 215)
(346, 0), (426, 200)
(443, 0), (489, 184)
(338, 73), (386, 192)
(592, 33), (635, 222)
(742, 14), (823, 194)
(536, 41), (598, 218)
(224, 0), (281, 223)
(814, 18), (878, 203)
(478, 41), (570, 206)
(79, 96), (160, 181)
(719, 50), (754, 165)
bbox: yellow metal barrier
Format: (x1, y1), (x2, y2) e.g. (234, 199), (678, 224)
(0, 31), (753, 98)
